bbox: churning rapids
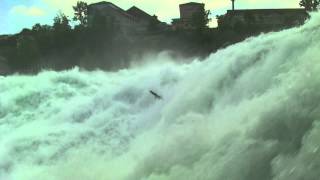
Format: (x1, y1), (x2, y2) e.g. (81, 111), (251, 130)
(2, 13), (320, 180)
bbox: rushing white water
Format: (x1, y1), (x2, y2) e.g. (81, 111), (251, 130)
(2, 13), (320, 180)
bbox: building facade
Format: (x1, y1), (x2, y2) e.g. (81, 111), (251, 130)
(172, 2), (205, 30)
(127, 6), (159, 26)
(88, 1), (160, 34)
(218, 9), (308, 32)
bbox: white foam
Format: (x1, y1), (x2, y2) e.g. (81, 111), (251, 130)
(1, 13), (320, 180)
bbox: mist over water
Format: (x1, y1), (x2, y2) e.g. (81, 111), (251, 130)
(2, 13), (320, 180)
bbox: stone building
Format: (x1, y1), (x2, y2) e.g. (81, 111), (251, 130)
(127, 6), (159, 26)
(87, 1), (160, 34)
(172, 2), (205, 30)
(218, 9), (308, 32)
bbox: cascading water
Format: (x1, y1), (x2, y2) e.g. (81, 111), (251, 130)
(2, 13), (320, 180)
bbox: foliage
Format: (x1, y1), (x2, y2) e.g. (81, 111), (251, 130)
(53, 12), (73, 49)
(299, 0), (319, 11)
(31, 24), (54, 54)
(32, 23), (52, 33)
(73, 1), (88, 26)
(53, 12), (71, 32)
(191, 8), (211, 32)
(216, 15), (227, 30)
(2, 1), (310, 74)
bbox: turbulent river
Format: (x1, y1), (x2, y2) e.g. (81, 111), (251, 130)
(2, 13), (320, 180)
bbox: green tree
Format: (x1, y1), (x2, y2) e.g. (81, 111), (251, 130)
(216, 15), (227, 29)
(53, 12), (71, 32)
(31, 24), (54, 54)
(191, 8), (211, 32)
(313, 0), (320, 10)
(53, 12), (73, 49)
(73, 1), (88, 26)
(32, 24), (42, 32)
(299, 0), (319, 11)
(32, 23), (52, 33)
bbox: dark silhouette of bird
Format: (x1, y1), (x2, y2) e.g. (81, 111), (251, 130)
(149, 90), (162, 100)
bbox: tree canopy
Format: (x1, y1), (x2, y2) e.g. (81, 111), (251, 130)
(299, 0), (319, 11)
(73, 1), (88, 26)
(191, 8), (211, 32)
(53, 12), (71, 32)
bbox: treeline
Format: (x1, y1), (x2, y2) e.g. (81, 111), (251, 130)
(1, 11), (134, 72)
(0, 1), (222, 73)
(0, 1), (269, 74)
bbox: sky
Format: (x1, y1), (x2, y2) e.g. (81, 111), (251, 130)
(0, 0), (300, 35)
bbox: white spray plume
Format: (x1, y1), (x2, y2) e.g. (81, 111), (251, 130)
(1, 12), (320, 180)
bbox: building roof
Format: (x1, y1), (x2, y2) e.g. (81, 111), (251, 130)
(127, 6), (159, 22)
(89, 1), (114, 7)
(179, 2), (204, 7)
(227, 8), (306, 14)
(88, 1), (134, 19)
